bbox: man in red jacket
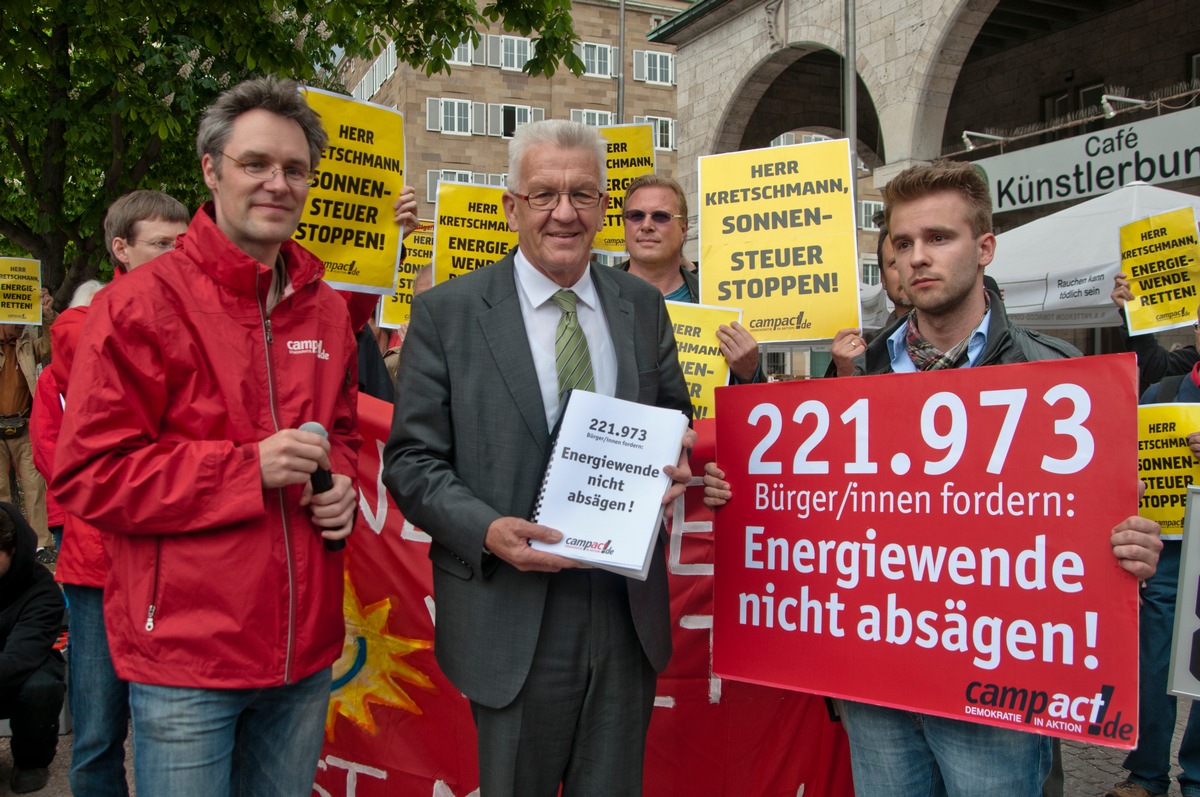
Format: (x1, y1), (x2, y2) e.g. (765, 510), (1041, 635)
(31, 189), (189, 797)
(52, 77), (360, 796)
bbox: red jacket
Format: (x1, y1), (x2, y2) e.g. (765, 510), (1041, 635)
(31, 307), (108, 587)
(31, 369), (65, 529)
(52, 203), (360, 689)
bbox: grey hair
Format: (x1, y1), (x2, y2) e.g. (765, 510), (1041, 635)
(69, 280), (106, 309)
(506, 120), (607, 193)
(195, 76), (328, 173)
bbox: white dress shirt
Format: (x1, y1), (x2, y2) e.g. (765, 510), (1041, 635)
(513, 248), (617, 429)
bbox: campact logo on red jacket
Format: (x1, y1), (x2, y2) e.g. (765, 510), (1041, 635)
(287, 339), (330, 360)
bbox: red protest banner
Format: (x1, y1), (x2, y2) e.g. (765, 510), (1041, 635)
(313, 400), (855, 796)
(712, 354), (1142, 748)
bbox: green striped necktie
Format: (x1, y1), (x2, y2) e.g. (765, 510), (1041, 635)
(552, 289), (596, 402)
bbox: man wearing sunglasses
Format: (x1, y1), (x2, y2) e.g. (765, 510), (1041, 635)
(385, 120), (694, 796)
(619, 174), (764, 382)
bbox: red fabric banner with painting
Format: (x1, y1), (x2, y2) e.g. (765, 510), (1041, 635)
(313, 395), (854, 796)
(712, 354), (1142, 748)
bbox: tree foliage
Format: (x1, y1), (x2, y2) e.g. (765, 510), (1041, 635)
(0, 1), (581, 301)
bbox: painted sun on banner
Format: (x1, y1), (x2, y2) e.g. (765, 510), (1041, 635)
(698, 139), (861, 343)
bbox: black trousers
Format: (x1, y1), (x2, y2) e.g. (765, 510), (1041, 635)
(0, 654), (66, 769)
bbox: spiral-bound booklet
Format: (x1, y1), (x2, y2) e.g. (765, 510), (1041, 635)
(529, 389), (690, 580)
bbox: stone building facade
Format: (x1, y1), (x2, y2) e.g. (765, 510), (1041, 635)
(653, 0), (1199, 363)
(337, 0), (690, 222)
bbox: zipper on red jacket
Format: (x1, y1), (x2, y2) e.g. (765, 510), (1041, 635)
(145, 537), (162, 631)
(257, 290), (297, 685)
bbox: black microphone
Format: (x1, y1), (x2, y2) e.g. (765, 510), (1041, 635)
(299, 421), (343, 552)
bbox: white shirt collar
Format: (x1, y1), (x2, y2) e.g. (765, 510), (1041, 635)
(513, 248), (599, 311)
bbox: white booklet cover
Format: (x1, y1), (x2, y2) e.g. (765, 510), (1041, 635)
(529, 389), (690, 580)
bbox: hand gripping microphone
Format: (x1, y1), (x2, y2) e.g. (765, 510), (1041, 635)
(298, 421), (344, 552)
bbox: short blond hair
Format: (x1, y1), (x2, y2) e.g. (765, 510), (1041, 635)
(883, 160), (992, 238)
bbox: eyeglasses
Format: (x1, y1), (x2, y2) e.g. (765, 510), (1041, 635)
(221, 153), (314, 187)
(130, 239), (177, 252)
(512, 190), (605, 210)
(623, 209), (682, 225)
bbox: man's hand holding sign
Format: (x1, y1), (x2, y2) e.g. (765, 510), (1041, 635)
(705, 355), (1156, 745)
(704, 159), (1162, 797)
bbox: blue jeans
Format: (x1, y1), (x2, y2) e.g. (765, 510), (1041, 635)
(129, 667), (331, 797)
(1123, 540), (1200, 796)
(64, 584), (131, 797)
(841, 701), (1052, 796)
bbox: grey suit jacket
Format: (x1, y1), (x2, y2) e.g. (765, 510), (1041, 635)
(382, 251), (693, 709)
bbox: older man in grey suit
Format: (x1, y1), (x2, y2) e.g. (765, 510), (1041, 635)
(383, 120), (694, 796)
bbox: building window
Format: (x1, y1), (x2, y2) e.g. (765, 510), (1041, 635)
(352, 42), (397, 101)
(571, 109), (613, 127)
(448, 39), (473, 66)
(442, 99), (471, 134)
(427, 169), (474, 202)
(501, 36), (531, 71)
(488, 104), (543, 138)
(858, 201), (884, 230)
(426, 98), (484, 135)
(770, 132), (796, 147)
(764, 351), (789, 377)
(579, 42), (613, 77)
(633, 51), (674, 85)
(861, 257), (880, 287)
(635, 116), (676, 150)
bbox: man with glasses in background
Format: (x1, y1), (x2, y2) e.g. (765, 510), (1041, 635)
(53, 77), (359, 796)
(35, 188), (188, 797)
(384, 120), (694, 796)
(618, 173), (763, 383)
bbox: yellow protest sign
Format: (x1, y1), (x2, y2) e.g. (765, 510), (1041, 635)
(697, 140), (860, 343)
(665, 301), (740, 420)
(433, 183), (516, 284)
(595, 124), (656, 256)
(1138, 403), (1200, 539)
(380, 220), (434, 329)
(0, 258), (42, 324)
(295, 87), (406, 295)
(1122, 206), (1200, 334)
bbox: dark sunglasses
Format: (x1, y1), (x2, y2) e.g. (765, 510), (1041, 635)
(623, 209), (682, 225)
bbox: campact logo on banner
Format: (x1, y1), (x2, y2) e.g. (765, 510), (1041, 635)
(962, 682), (1131, 741)
(973, 105), (1200, 213)
(747, 311), (813, 332)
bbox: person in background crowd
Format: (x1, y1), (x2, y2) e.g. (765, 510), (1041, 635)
(0, 502), (66, 794)
(383, 264), (433, 383)
(383, 120), (694, 796)
(703, 160), (1163, 797)
(618, 173), (764, 383)
(1103, 317), (1200, 797)
(34, 187), (188, 797)
(1111, 272), (1199, 393)
(0, 291), (54, 563)
(827, 210), (913, 377)
(346, 186), (420, 403)
(52, 76), (359, 796)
